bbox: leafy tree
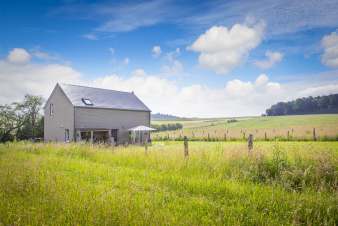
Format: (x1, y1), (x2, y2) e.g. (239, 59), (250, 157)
(22, 95), (43, 139)
(0, 95), (43, 142)
(151, 123), (183, 132)
(266, 94), (338, 116)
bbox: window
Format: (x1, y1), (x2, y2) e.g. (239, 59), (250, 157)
(50, 103), (54, 116)
(82, 98), (93, 106)
(111, 129), (118, 143)
(65, 129), (70, 142)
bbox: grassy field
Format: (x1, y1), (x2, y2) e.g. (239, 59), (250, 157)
(0, 141), (337, 225)
(152, 114), (338, 141)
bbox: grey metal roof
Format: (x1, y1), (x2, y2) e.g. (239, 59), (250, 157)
(59, 83), (150, 112)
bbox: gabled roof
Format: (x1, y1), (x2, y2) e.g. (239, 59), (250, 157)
(58, 83), (151, 112)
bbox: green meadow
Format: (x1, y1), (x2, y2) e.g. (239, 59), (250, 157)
(152, 114), (338, 141)
(0, 141), (337, 225)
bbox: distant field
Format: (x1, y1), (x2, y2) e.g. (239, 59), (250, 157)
(0, 142), (337, 225)
(152, 114), (338, 141)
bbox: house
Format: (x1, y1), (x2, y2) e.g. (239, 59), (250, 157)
(44, 83), (151, 144)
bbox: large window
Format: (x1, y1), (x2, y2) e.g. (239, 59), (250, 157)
(111, 129), (118, 143)
(50, 103), (54, 116)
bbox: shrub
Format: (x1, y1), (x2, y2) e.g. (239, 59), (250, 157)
(227, 119), (238, 123)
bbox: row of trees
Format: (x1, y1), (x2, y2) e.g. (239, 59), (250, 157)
(151, 123), (183, 132)
(266, 94), (338, 116)
(0, 95), (43, 142)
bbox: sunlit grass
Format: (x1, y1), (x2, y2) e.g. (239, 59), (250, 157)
(0, 141), (337, 225)
(152, 114), (338, 140)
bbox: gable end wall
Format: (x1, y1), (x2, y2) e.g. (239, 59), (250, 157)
(44, 85), (75, 142)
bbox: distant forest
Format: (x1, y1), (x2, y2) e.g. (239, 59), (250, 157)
(151, 113), (183, 121)
(266, 93), (338, 116)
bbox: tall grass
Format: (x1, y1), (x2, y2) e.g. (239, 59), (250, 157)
(152, 114), (338, 141)
(0, 141), (337, 225)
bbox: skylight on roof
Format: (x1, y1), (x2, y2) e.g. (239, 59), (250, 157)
(82, 98), (93, 106)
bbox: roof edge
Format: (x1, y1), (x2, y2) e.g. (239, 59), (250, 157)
(59, 83), (134, 95)
(74, 105), (151, 112)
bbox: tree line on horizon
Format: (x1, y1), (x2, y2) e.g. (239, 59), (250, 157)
(265, 93), (338, 116)
(151, 123), (183, 132)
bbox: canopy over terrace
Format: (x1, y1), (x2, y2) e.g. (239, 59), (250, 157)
(128, 125), (156, 144)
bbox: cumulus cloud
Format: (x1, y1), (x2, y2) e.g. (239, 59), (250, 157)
(0, 61), (81, 104)
(1, 48), (337, 117)
(255, 74), (269, 86)
(7, 48), (31, 64)
(254, 51), (283, 69)
(321, 31), (338, 68)
(189, 22), (265, 74)
(152, 45), (161, 58)
(92, 72), (285, 116)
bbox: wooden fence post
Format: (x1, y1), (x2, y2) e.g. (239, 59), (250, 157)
(90, 130), (94, 144)
(248, 134), (253, 152)
(145, 142), (148, 154)
(264, 132), (267, 141)
(184, 136), (189, 158)
(224, 133), (227, 141)
(313, 128), (317, 141)
(287, 131), (290, 141)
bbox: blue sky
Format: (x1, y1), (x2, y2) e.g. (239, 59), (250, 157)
(1, 0), (338, 117)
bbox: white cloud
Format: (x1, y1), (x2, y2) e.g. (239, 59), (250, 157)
(82, 33), (98, 40)
(132, 69), (147, 77)
(31, 49), (62, 62)
(265, 82), (282, 94)
(92, 72), (285, 117)
(161, 48), (183, 75)
(255, 74), (269, 86)
(321, 31), (338, 68)
(189, 22), (265, 74)
(254, 51), (283, 69)
(299, 84), (338, 97)
(95, 1), (171, 32)
(0, 62), (81, 104)
(162, 60), (183, 75)
(32, 50), (53, 60)
(1, 48), (337, 117)
(225, 80), (254, 97)
(7, 48), (31, 64)
(152, 46), (161, 58)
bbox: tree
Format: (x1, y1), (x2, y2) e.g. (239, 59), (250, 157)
(0, 103), (28, 142)
(22, 95), (43, 139)
(0, 95), (43, 142)
(265, 93), (338, 116)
